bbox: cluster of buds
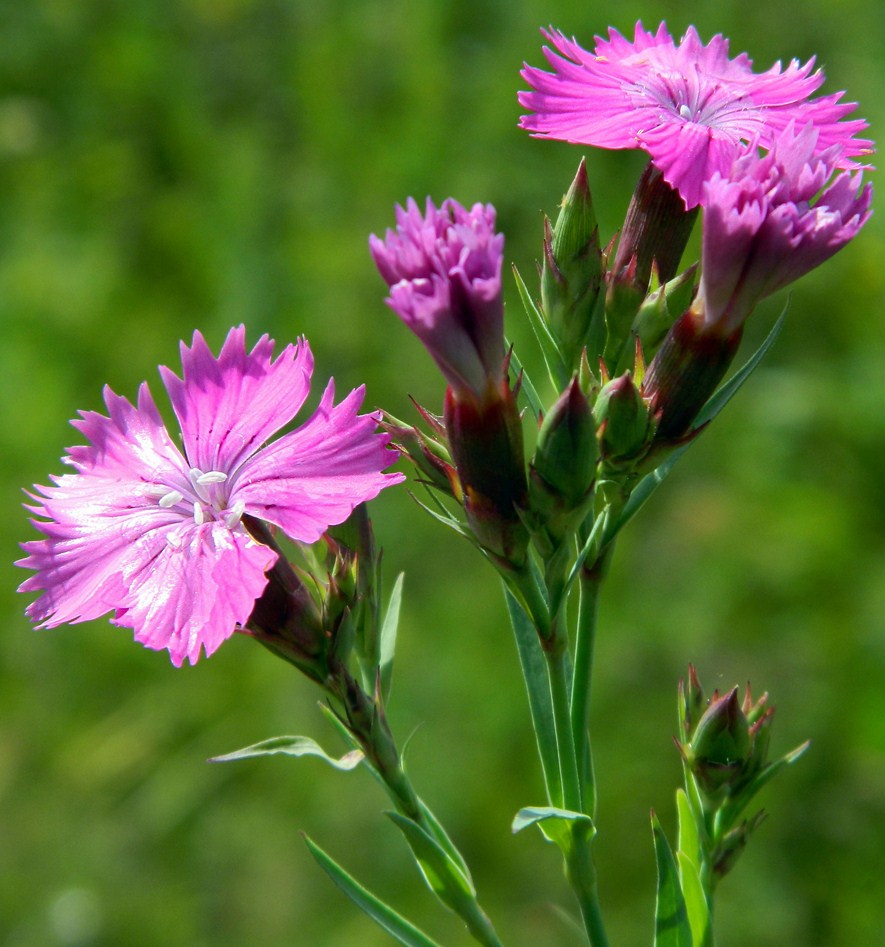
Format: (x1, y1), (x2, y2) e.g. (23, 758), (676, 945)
(243, 505), (381, 688)
(371, 118), (870, 578)
(676, 665), (809, 881)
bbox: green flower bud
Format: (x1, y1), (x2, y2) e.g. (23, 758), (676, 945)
(540, 158), (603, 372)
(689, 688), (751, 795)
(528, 379), (598, 551)
(592, 372), (652, 462)
(623, 264), (698, 372)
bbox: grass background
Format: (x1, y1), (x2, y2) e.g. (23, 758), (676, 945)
(1, 1), (883, 944)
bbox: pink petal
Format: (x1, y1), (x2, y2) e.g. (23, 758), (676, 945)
(116, 521), (277, 666)
(233, 383), (404, 543)
(18, 479), (183, 628)
(159, 325), (314, 475)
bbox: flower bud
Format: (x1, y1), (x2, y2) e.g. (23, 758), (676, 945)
(641, 307), (742, 441)
(382, 412), (458, 497)
(592, 372), (652, 463)
(243, 515), (330, 683)
(540, 158), (603, 371)
(611, 160), (699, 292)
(445, 380), (529, 567)
(528, 379), (598, 550)
(602, 255), (646, 372)
(624, 264), (697, 372)
(687, 687), (751, 795)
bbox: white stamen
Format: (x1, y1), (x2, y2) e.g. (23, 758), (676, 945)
(196, 470), (228, 485)
(225, 500), (246, 528)
(159, 490), (184, 508)
(144, 483), (171, 498)
(679, 104), (693, 120)
(193, 502), (205, 525)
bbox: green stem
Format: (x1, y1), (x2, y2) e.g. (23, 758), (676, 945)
(333, 666), (504, 947)
(570, 562), (602, 817)
(545, 640), (581, 811)
(545, 638), (609, 947)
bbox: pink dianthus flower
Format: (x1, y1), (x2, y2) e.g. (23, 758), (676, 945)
(519, 22), (872, 209)
(370, 197), (505, 402)
(17, 326), (403, 666)
(698, 123), (873, 333)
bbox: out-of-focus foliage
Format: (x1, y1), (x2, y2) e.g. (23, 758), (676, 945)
(2, 2), (883, 945)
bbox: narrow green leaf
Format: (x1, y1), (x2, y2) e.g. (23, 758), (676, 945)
(304, 835), (442, 947)
(651, 812), (693, 947)
(610, 311), (786, 543)
(720, 738), (811, 824)
(507, 342), (543, 421)
(386, 811), (476, 914)
(512, 806), (595, 850)
(513, 263), (569, 389)
(379, 572), (405, 701)
(417, 798), (473, 886)
(677, 852), (711, 947)
(409, 489), (472, 542)
(209, 735), (363, 771)
(676, 789), (702, 870)
(504, 588), (562, 806)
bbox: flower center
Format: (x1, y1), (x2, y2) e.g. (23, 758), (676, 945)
(146, 468), (245, 529)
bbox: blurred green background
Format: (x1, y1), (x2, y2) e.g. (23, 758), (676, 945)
(1, 1), (883, 944)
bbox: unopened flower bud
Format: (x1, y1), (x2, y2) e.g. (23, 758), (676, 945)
(642, 307), (742, 441)
(625, 265), (697, 371)
(688, 687), (751, 794)
(529, 379), (598, 550)
(382, 412), (458, 497)
(602, 255), (645, 372)
(243, 515), (329, 683)
(611, 161), (699, 291)
(540, 158), (603, 370)
(593, 373), (652, 462)
(445, 380), (529, 566)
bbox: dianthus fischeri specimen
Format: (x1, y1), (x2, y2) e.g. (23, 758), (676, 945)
(519, 22), (872, 209)
(369, 197), (505, 401)
(17, 327), (404, 666)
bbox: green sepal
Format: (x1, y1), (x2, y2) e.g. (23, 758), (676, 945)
(651, 811), (693, 947)
(606, 310), (786, 546)
(209, 735), (364, 771)
(303, 834), (442, 947)
(385, 811), (477, 914)
(379, 572), (404, 702)
(513, 263), (569, 390)
(506, 341), (544, 421)
(512, 806), (595, 851)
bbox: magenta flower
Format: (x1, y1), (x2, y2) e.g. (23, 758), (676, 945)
(17, 326), (403, 666)
(698, 124), (873, 334)
(370, 197), (505, 401)
(519, 23), (872, 209)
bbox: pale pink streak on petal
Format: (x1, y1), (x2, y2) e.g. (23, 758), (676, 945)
(234, 383), (405, 543)
(18, 480), (182, 628)
(159, 325), (314, 475)
(116, 521), (277, 667)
